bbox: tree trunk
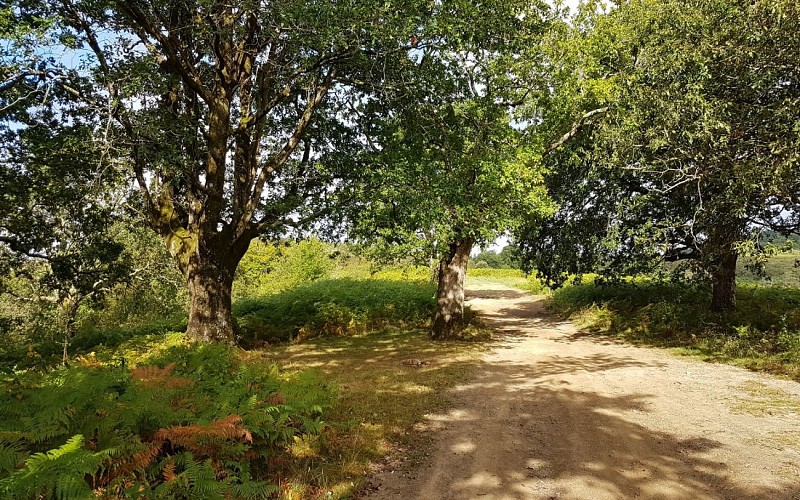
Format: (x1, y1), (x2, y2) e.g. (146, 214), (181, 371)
(181, 233), (251, 343)
(710, 250), (737, 312)
(186, 261), (236, 343)
(432, 238), (473, 340)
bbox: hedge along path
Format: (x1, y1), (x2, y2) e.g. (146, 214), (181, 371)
(365, 280), (800, 499)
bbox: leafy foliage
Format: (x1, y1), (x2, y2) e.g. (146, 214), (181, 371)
(0, 342), (332, 498)
(350, 0), (554, 262)
(234, 239), (334, 300)
(235, 279), (436, 345)
(472, 246), (521, 269)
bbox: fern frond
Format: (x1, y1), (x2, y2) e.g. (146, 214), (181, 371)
(229, 480), (277, 499)
(162, 459), (176, 482)
(132, 363), (193, 389)
(0, 438), (26, 477)
(151, 414), (252, 460)
(0, 435), (101, 499)
(98, 440), (161, 487)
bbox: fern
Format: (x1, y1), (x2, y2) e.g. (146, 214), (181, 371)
(0, 341), (334, 497)
(229, 480), (277, 500)
(169, 453), (229, 499)
(0, 435), (104, 499)
(0, 438), (26, 478)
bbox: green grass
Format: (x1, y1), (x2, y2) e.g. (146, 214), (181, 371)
(466, 268), (549, 294)
(234, 279), (437, 345)
(739, 253), (800, 288)
(255, 327), (486, 499)
(549, 280), (800, 379)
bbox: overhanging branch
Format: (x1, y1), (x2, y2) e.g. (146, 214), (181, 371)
(544, 107), (609, 157)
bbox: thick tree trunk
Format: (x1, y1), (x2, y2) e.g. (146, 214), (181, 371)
(432, 238), (473, 340)
(186, 266), (236, 343)
(710, 251), (737, 312)
(181, 234), (251, 343)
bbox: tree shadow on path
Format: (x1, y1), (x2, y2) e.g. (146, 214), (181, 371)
(376, 355), (799, 499)
(365, 282), (800, 499)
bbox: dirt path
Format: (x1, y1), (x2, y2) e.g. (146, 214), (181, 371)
(365, 280), (800, 499)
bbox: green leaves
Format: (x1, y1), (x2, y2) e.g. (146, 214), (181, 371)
(518, 0), (800, 295)
(0, 435), (103, 499)
(0, 342), (333, 497)
(350, 1), (554, 263)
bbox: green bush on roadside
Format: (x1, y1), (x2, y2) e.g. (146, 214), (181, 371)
(550, 281), (800, 378)
(235, 279), (436, 345)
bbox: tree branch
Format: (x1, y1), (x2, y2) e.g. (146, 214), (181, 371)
(544, 107), (609, 156)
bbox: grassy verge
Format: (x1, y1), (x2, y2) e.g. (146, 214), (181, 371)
(255, 327), (486, 498)
(549, 280), (800, 379)
(466, 268), (548, 294)
(2, 277), (488, 498)
(234, 279), (437, 345)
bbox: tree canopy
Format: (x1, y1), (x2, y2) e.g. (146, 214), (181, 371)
(348, 0), (554, 338)
(516, 0), (800, 311)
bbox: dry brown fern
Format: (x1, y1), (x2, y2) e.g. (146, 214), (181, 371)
(97, 442), (161, 487)
(131, 362), (193, 389)
(162, 459), (177, 482)
(150, 414), (253, 462)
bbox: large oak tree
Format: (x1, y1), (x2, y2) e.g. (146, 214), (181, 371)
(517, 0), (800, 311)
(350, 0), (554, 339)
(17, 0), (438, 342)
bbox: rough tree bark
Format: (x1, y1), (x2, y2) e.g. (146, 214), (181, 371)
(710, 250), (738, 313)
(166, 223), (252, 343)
(706, 220), (742, 313)
(432, 238), (473, 340)
(185, 256), (239, 344)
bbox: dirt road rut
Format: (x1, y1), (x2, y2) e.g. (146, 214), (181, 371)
(365, 281), (800, 499)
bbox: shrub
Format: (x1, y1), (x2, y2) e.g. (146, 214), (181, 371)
(0, 340), (333, 498)
(233, 239), (334, 300)
(235, 279), (436, 344)
(549, 280), (800, 378)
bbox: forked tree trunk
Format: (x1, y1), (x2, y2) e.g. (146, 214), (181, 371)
(432, 238), (473, 340)
(710, 251), (737, 313)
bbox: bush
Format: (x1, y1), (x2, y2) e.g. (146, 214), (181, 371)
(235, 279), (436, 344)
(549, 280), (800, 378)
(233, 239), (334, 300)
(0, 340), (333, 498)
